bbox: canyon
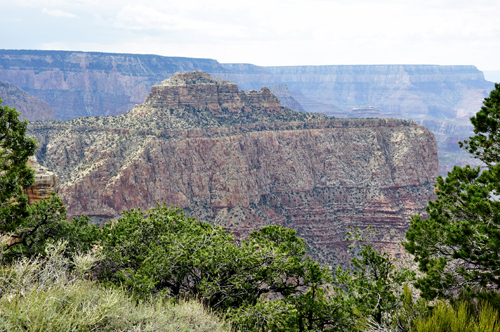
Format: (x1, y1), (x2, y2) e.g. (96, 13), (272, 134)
(27, 71), (438, 266)
(0, 49), (491, 174)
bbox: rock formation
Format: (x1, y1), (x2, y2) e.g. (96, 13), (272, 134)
(25, 156), (59, 204)
(218, 64), (493, 119)
(27, 71), (438, 266)
(0, 81), (55, 121)
(215, 64), (492, 175)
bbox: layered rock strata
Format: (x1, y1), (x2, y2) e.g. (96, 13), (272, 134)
(27, 72), (438, 265)
(0, 50), (230, 120)
(218, 64), (493, 119)
(0, 49), (491, 174)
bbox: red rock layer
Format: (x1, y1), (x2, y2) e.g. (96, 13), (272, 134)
(31, 120), (437, 265)
(26, 71), (438, 265)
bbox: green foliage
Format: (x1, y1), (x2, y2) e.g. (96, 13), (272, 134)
(337, 228), (415, 327)
(389, 284), (431, 332)
(1, 193), (99, 261)
(0, 241), (229, 332)
(229, 258), (354, 332)
(99, 204), (310, 311)
(230, 227), (416, 332)
(404, 84), (500, 299)
(0, 98), (37, 236)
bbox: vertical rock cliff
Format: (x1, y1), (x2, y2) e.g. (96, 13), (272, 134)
(27, 71), (438, 266)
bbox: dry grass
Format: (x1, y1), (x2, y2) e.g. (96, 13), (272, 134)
(0, 241), (229, 332)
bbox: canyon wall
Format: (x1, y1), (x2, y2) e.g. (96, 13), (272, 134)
(0, 50), (492, 121)
(0, 50), (229, 120)
(219, 64), (493, 118)
(0, 81), (55, 121)
(27, 72), (438, 266)
(0, 50), (489, 174)
(215, 64), (492, 175)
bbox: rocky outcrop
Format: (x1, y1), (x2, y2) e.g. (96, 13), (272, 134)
(27, 72), (438, 265)
(149, 71), (281, 112)
(214, 64), (492, 174)
(0, 81), (55, 121)
(1, 50), (493, 122)
(25, 156), (59, 204)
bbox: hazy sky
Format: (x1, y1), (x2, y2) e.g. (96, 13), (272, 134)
(2, 0), (499, 70)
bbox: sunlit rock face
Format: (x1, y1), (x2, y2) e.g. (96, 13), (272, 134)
(27, 72), (438, 266)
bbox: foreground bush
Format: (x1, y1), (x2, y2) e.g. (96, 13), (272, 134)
(98, 204), (315, 311)
(0, 241), (228, 332)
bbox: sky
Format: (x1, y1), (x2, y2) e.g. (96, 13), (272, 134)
(1, 0), (499, 71)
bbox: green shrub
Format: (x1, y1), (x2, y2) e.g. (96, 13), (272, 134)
(98, 204), (312, 311)
(1, 193), (99, 262)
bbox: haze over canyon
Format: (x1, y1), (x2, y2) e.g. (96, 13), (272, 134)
(0, 49), (493, 176)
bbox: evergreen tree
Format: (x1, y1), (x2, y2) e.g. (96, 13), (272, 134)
(404, 83), (500, 299)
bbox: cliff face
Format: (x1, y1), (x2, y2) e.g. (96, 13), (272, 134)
(0, 81), (55, 121)
(215, 64), (492, 175)
(149, 71), (281, 112)
(27, 71), (438, 265)
(1, 50), (492, 122)
(218, 64), (493, 119)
